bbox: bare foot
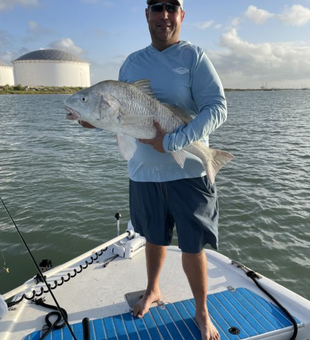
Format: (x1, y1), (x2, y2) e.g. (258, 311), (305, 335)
(196, 309), (220, 340)
(132, 289), (161, 318)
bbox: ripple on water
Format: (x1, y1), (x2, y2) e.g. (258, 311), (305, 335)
(1, 92), (310, 300)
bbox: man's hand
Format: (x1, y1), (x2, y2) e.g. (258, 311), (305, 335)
(139, 120), (166, 153)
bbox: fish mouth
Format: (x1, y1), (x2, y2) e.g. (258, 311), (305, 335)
(65, 106), (81, 120)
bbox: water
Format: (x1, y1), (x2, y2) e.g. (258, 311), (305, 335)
(0, 91), (309, 300)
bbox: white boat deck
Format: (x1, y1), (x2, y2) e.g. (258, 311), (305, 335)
(1, 233), (310, 339)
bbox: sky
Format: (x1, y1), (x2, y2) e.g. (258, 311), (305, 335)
(0, 0), (310, 89)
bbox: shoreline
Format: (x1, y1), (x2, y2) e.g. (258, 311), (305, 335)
(0, 85), (309, 95)
(0, 85), (84, 95)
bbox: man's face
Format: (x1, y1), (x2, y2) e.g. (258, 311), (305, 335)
(145, 1), (185, 50)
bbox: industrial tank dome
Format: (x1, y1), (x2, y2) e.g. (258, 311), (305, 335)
(14, 49), (85, 62)
(12, 49), (90, 87)
(0, 61), (14, 86)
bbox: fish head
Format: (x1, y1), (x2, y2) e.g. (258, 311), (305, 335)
(65, 81), (122, 129)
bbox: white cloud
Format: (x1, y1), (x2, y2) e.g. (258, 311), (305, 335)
(279, 4), (310, 26)
(0, 30), (15, 62)
(184, 20), (215, 31)
(26, 21), (52, 38)
(245, 5), (274, 25)
(213, 24), (223, 30)
(0, 50), (14, 64)
(1, 46), (29, 63)
(194, 21), (214, 30)
(187, 20), (222, 31)
(231, 17), (241, 28)
(48, 38), (84, 56)
(209, 28), (310, 88)
(242, 4), (310, 27)
(0, 0), (39, 11)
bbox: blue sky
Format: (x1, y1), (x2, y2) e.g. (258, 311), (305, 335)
(1, 0), (310, 88)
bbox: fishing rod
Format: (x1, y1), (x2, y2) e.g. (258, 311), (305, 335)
(0, 197), (78, 340)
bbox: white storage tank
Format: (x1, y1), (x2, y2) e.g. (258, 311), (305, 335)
(0, 61), (14, 86)
(12, 49), (90, 87)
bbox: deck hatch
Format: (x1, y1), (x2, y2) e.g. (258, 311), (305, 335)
(25, 287), (301, 339)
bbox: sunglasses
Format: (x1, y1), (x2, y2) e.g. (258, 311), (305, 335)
(148, 3), (181, 13)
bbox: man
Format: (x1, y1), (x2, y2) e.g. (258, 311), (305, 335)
(118, 1), (226, 339)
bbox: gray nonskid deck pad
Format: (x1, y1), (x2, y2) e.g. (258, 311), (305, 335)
(25, 287), (301, 340)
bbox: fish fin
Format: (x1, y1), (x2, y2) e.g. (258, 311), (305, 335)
(99, 93), (120, 116)
(162, 104), (192, 125)
(185, 141), (233, 185)
(205, 148), (234, 185)
(116, 134), (137, 161)
(121, 114), (155, 125)
(171, 150), (187, 169)
(132, 79), (156, 98)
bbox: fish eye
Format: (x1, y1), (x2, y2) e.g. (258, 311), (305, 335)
(81, 96), (88, 103)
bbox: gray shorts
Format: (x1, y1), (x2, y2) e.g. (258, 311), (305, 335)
(129, 176), (219, 253)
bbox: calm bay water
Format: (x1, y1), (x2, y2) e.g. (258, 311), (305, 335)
(0, 91), (309, 300)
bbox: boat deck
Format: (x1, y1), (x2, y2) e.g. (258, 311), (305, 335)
(2, 236), (310, 340)
(25, 287), (300, 340)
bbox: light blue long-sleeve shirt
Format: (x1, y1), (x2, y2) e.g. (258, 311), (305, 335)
(118, 41), (227, 182)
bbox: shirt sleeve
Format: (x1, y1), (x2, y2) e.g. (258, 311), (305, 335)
(163, 51), (227, 152)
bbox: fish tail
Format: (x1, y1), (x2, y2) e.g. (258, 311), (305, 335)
(206, 148), (234, 185)
(171, 142), (233, 185)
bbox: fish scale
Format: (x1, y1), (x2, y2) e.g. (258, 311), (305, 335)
(115, 83), (184, 138)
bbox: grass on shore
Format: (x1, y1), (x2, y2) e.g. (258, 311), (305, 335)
(0, 84), (84, 95)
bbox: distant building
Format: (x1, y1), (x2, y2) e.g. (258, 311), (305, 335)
(0, 61), (14, 86)
(12, 49), (90, 87)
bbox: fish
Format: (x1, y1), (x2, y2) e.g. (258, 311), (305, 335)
(65, 79), (233, 185)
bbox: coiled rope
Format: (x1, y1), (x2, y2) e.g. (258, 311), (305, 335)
(7, 250), (119, 308)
